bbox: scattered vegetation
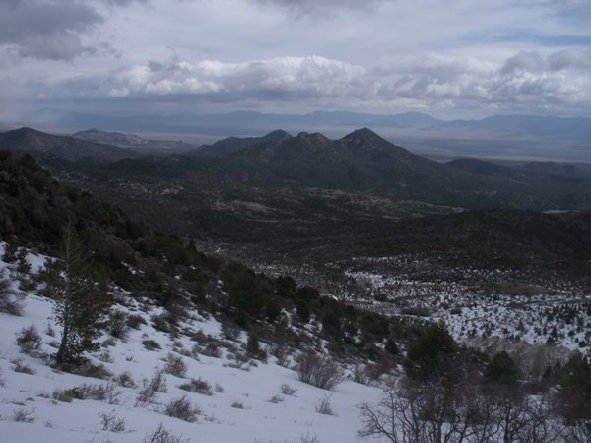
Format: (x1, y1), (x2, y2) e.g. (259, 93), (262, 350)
(143, 423), (188, 443)
(136, 369), (167, 405)
(295, 351), (343, 390)
(163, 395), (200, 422)
(0, 271), (22, 316)
(16, 324), (42, 354)
(13, 407), (35, 423)
(178, 378), (213, 395)
(99, 409), (126, 432)
(163, 352), (187, 378)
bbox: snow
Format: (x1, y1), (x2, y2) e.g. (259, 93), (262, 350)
(0, 244), (383, 442)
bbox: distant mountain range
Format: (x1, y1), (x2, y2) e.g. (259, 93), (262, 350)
(21, 108), (591, 162)
(1, 125), (591, 282)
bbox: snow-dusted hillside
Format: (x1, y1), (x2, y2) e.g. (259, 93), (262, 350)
(344, 264), (591, 357)
(0, 244), (383, 442)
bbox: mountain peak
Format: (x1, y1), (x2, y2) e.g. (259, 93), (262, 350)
(342, 127), (381, 140)
(263, 129), (293, 141)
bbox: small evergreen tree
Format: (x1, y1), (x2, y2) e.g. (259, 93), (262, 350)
(485, 350), (518, 384)
(16, 248), (31, 274)
(2, 239), (18, 263)
(46, 224), (111, 365)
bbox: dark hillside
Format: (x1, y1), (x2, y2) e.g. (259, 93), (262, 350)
(0, 127), (140, 163)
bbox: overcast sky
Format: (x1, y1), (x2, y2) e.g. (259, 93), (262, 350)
(1, 0), (591, 121)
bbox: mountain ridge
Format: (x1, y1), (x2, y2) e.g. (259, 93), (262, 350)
(0, 127), (140, 163)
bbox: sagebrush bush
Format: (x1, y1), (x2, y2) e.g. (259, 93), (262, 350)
(72, 382), (120, 404)
(151, 313), (172, 333)
(221, 321), (241, 341)
(0, 275), (22, 316)
(136, 369), (167, 405)
(295, 351), (343, 390)
(281, 383), (297, 395)
(114, 371), (136, 388)
(315, 395), (334, 415)
(163, 352), (187, 378)
(108, 309), (130, 340)
(143, 423), (187, 443)
(99, 409), (126, 432)
(200, 342), (222, 358)
(163, 395), (200, 422)
(178, 377), (213, 395)
(16, 324), (42, 354)
(127, 313), (147, 330)
(73, 362), (112, 380)
(13, 408), (34, 422)
(143, 339), (161, 350)
(12, 359), (35, 374)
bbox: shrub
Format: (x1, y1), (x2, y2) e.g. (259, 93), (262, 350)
(136, 369), (167, 405)
(52, 388), (84, 402)
(114, 371), (136, 388)
(163, 395), (200, 422)
(178, 378), (213, 395)
(143, 423), (188, 443)
(16, 324), (42, 354)
(246, 334), (267, 361)
(200, 342), (222, 358)
(221, 321), (241, 341)
(72, 383), (120, 404)
(16, 249), (31, 274)
(295, 351), (343, 390)
(0, 275), (22, 316)
(268, 394), (284, 403)
(315, 395), (334, 415)
(108, 310), (130, 340)
(44, 322), (55, 337)
(97, 350), (113, 363)
(127, 313), (147, 330)
(143, 339), (161, 351)
(353, 364), (371, 385)
(73, 362), (112, 379)
(231, 400), (245, 409)
(151, 313), (172, 333)
(163, 353), (187, 378)
(13, 408), (34, 423)
(281, 383), (297, 395)
(12, 359), (35, 374)
(99, 409), (126, 432)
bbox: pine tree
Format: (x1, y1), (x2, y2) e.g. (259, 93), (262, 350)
(47, 224), (111, 365)
(2, 238), (18, 263)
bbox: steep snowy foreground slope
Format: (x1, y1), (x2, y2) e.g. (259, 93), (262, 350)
(0, 244), (383, 442)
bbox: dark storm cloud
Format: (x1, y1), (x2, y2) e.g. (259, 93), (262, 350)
(0, 0), (142, 60)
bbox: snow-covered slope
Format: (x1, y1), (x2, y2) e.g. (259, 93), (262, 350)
(0, 244), (382, 442)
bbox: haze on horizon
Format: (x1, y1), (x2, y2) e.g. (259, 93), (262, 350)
(1, 0), (590, 124)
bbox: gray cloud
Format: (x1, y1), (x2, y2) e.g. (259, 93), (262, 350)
(41, 48), (590, 114)
(548, 48), (591, 70)
(251, 0), (388, 16)
(98, 56), (367, 98)
(0, 0), (142, 60)
(501, 51), (545, 74)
